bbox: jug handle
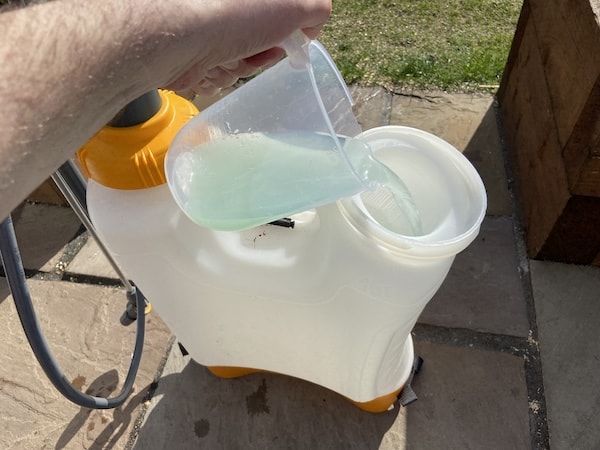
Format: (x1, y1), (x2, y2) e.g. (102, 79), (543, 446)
(280, 30), (311, 68)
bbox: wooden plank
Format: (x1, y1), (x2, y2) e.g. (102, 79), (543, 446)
(559, 0), (600, 78)
(563, 76), (600, 196)
(499, 0), (600, 263)
(537, 195), (600, 264)
(497, 1), (533, 152)
(529, 0), (599, 148)
(574, 157), (600, 197)
(499, 15), (571, 257)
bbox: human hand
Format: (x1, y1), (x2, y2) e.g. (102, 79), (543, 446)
(140, 0), (331, 95)
(183, 47), (285, 97)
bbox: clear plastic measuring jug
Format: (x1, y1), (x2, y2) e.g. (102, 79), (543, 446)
(165, 34), (382, 232)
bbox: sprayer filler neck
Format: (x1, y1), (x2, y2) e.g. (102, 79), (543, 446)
(77, 90), (199, 190)
(109, 90), (163, 127)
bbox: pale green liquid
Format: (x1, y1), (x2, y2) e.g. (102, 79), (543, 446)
(179, 132), (422, 234)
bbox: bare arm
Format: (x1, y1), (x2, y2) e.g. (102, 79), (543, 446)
(0, 0), (330, 220)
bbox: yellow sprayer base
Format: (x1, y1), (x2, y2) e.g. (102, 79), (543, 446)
(207, 366), (404, 413)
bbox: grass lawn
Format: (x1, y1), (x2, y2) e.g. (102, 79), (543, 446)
(319, 0), (523, 92)
(1, 0), (523, 92)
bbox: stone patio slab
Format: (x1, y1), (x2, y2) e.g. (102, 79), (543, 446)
(531, 260), (600, 449)
(68, 237), (125, 280)
(391, 339), (531, 450)
(420, 215), (530, 337)
(390, 91), (494, 152)
(9, 203), (81, 273)
(132, 336), (530, 449)
(0, 278), (172, 450)
(350, 85), (392, 130)
(390, 91), (512, 217)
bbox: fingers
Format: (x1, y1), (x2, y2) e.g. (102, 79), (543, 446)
(192, 82), (223, 97)
(190, 47), (285, 97)
(243, 47), (285, 68)
(299, 0), (332, 38)
(190, 64), (248, 96)
(164, 0), (331, 95)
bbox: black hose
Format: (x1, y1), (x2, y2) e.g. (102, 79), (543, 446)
(0, 215), (145, 409)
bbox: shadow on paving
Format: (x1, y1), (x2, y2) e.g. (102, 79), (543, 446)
(55, 371), (152, 450)
(3, 202), (83, 274)
(133, 337), (531, 450)
(462, 103), (513, 218)
(133, 354), (401, 450)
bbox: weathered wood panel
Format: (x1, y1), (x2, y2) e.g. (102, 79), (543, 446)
(499, 1), (571, 258)
(498, 0), (600, 265)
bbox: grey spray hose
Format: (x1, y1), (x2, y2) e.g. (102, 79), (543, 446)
(0, 215), (145, 409)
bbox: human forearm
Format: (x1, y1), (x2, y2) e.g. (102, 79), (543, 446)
(0, 0), (160, 218)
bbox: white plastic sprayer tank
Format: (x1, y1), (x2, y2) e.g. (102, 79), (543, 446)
(79, 94), (487, 412)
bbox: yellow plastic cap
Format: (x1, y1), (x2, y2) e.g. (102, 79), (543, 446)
(77, 90), (199, 190)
